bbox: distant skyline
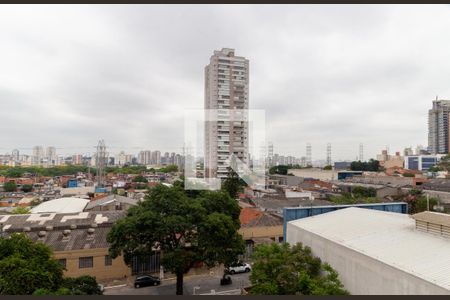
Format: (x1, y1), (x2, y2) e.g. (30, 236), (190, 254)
(1, 5), (449, 160)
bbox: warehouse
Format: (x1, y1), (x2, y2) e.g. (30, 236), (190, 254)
(286, 207), (450, 295)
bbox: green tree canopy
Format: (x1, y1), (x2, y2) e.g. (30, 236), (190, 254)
(0, 234), (64, 295)
(250, 242), (349, 295)
(107, 184), (244, 295)
(11, 207), (31, 214)
(21, 184), (33, 193)
(350, 159), (380, 172)
(221, 168), (247, 199)
(3, 182), (17, 192)
(132, 175), (148, 183)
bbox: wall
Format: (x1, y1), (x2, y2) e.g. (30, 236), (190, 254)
(290, 169), (338, 181)
(54, 248), (131, 282)
(286, 223), (450, 295)
(239, 225), (283, 240)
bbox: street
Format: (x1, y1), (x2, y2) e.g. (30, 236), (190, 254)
(104, 272), (251, 295)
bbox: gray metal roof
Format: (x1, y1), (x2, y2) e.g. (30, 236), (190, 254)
(0, 211), (125, 252)
(84, 194), (138, 210)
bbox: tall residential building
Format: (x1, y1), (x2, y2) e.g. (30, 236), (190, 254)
(204, 48), (249, 179)
(11, 149), (19, 162)
(138, 150), (152, 165)
(428, 99), (450, 154)
(151, 150), (161, 165)
(46, 146), (56, 166)
(32, 145), (44, 166)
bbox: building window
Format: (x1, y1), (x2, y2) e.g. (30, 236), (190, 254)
(79, 257), (93, 269)
(58, 258), (67, 268)
(105, 255), (112, 266)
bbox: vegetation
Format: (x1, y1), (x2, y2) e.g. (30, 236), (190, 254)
(132, 175), (148, 183)
(323, 165), (332, 170)
(0, 165), (94, 178)
(221, 168), (247, 199)
(21, 184), (33, 193)
(157, 164), (178, 173)
(11, 207), (31, 214)
(269, 165), (290, 175)
(401, 189), (440, 214)
(350, 159), (380, 172)
(3, 182), (17, 192)
(107, 184), (244, 295)
(0, 234), (102, 295)
(250, 243), (349, 295)
(0, 234), (63, 295)
(329, 186), (380, 205)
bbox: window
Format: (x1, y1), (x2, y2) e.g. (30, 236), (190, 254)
(58, 258), (67, 268)
(79, 256), (93, 269)
(105, 255), (112, 266)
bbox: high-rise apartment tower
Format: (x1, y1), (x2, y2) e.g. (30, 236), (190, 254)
(428, 98), (450, 154)
(204, 48), (249, 179)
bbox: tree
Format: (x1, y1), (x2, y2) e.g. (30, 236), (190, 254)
(221, 168), (246, 199)
(269, 165), (289, 175)
(61, 275), (102, 295)
(3, 182), (17, 192)
(107, 185), (244, 295)
(21, 184), (33, 193)
(0, 234), (64, 295)
(11, 207), (31, 214)
(250, 243), (349, 295)
(350, 159), (380, 172)
(132, 175), (148, 183)
(323, 165), (332, 170)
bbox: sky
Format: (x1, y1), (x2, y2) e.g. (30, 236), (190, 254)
(1, 4), (450, 161)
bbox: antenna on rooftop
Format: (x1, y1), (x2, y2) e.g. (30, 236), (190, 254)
(96, 140), (107, 188)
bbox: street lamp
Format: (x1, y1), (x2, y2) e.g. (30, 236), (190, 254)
(193, 286), (200, 295)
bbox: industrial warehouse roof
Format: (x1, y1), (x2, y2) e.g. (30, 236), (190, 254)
(84, 194), (138, 210)
(0, 211), (125, 252)
(288, 207), (450, 291)
(31, 197), (90, 214)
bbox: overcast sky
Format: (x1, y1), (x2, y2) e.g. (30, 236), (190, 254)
(1, 4), (450, 161)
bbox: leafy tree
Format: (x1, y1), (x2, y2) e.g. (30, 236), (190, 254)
(402, 189), (439, 214)
(11, 207), (31, 214)
(132, 175), (148, 183)
(107, 185), (244, 295)
(434, 154), (450, 172)
(3, 182), (17, 192)
(269, 165), (289, 175)
(0, 234), (64, 295)
(250, 243), (349, 295)
(61, 275), (102, 295)
(323, 165), (332, 170)
(159, 165), (178, 173)
(21, 184), (33, 193)
(221, 168), (247, 199)
(350, 159), (380, 172)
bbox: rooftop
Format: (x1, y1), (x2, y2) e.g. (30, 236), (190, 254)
(31, 197), (90, 214)
(288, 207), (450, 291)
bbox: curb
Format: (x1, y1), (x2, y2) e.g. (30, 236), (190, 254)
(104, 284), (128, 289)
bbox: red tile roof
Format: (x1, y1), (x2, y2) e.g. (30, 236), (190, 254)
(240, 207), (263, 226)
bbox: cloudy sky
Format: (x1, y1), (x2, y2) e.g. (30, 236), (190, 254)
(1, 4), (449, 161)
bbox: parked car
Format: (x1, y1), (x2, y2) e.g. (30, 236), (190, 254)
(225, 262), (251, 275)
(134, 275), (161, 288)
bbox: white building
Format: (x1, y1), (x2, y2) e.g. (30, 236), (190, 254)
(32, 145), (44, 166)
(286, 207), (450, 295)
(204, 48), (249, 179)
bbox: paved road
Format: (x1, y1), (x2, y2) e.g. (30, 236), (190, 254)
(104, 272), (251, 295)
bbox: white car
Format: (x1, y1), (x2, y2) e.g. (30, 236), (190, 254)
(225, 262), (252, 275)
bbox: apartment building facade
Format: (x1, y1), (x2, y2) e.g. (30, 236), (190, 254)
(204, 48), (249, 179)
(428, 99), (450, 154)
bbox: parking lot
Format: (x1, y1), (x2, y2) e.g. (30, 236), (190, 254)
(104, 272), (251, 295)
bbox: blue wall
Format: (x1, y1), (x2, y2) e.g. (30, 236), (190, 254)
(67, 179), (78, 188)
(283, 202), (408, 240)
